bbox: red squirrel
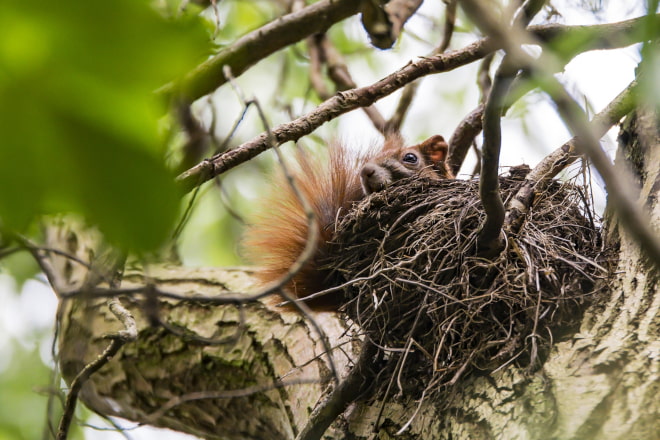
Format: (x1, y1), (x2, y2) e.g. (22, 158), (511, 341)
(244, 135), (453, 310)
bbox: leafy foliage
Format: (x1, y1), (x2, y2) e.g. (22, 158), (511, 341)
(0, 0), (208, 251)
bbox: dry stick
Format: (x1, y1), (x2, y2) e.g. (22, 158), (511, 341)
(461, 0), (660, 269)
(222, 66), (340, 383)
(310, 34), (389, 134)
(177, 16), (652, 193)
(56, 300), (137, 440)
(505, 78), (639, 234)
(162, 0), (363, 101)
(386, 0), (458, 132)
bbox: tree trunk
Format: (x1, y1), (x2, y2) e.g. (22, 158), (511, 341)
(53, 109), (658, 439)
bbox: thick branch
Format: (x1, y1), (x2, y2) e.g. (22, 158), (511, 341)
(476, 58), (519, 257)
(165, 0), (363, 101)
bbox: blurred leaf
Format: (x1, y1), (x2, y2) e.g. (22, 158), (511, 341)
(0, 0), (209, 251)
(0, 251), (40, 289)
(0, 345), (77, 440)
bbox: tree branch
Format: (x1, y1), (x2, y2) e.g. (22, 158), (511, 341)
(505, 78), (639, 234)
(57, 299), (137, 440)
(176, 39), (494, 191)
(476, 57), (520, 257)
(446, 52), (493, 175)
(386, 0), (457, 132)
(176, 15), (657, 192)
(164, 0), (363, 101)
(471, 0), (545, 256)
(461, 0), (660, 270)
(309, 33), (389, 134)
(296, 341), (378, 440)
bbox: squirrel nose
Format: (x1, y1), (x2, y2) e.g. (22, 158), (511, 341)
(361, 164), (376, 178)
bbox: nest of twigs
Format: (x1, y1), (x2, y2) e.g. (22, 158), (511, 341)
(324, 169), (605, 397)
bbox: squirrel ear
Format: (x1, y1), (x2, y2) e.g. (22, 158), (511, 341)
(417, 135), (449, 164)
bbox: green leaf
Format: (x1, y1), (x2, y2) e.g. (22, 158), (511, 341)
(0, 0), (208, 251)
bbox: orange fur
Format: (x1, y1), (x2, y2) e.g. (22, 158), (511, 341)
(243, 136), (452, 311)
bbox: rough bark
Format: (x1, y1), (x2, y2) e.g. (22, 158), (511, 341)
(53, 110), (659, 439)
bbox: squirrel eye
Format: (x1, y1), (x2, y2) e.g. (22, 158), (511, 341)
(402, 152), (418, 164)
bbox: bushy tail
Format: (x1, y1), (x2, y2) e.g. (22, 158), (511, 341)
(243, 143), (383, 308)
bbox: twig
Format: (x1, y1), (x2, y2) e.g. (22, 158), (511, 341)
(56, 299), (137, 440)
(162, 0), (363, 101)
(505, 78), (639, 234)
(461, 0), (660, 269)
(177, 16), (654, 192)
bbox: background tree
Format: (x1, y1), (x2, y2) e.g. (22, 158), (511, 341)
(0, 1), (658, 439)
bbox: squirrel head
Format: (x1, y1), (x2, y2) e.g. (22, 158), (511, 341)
(360, 135), (452, 195)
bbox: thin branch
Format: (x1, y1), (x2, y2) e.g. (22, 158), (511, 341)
(177, 16), (655, 192)
(512, 0), (548, 28)
(448, 0), (544, 178)
(56, 299), (137, 440)
(309, 33), (389, 133)
(223, 66), (339, 384)
(505, 78), (639, 234)
(547, 79), (660, 269)
(447, 104), (485, 175)
(386, 0), (458, 132)
(461, 0), (660, 269)
(445, 52), (493, 175)
(162, 0), (363, 101)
